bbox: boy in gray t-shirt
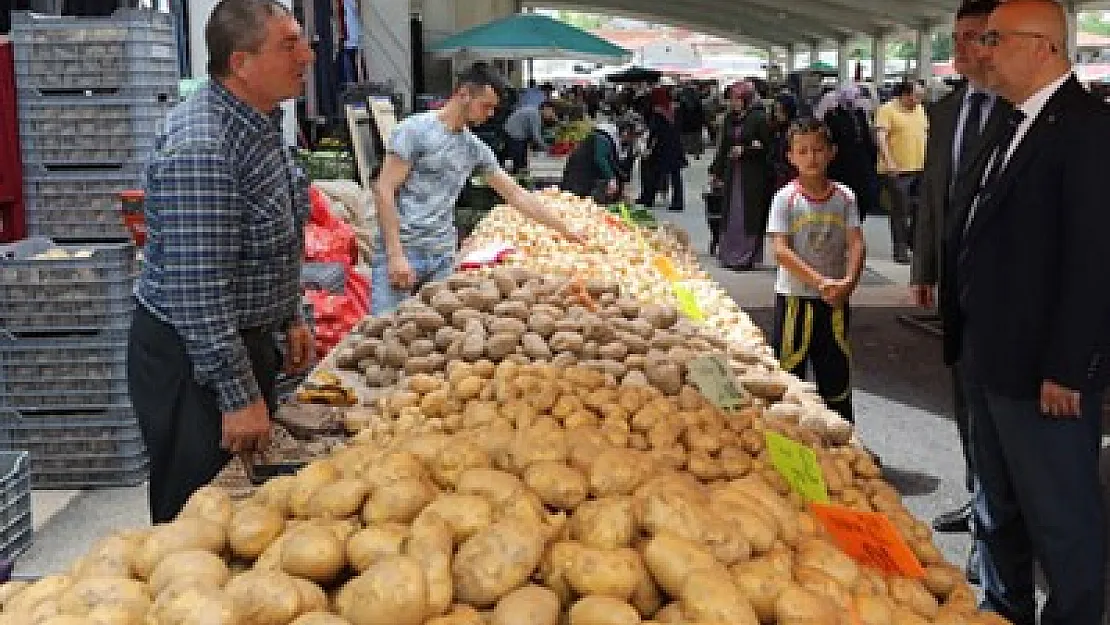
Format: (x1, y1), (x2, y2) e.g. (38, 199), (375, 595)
(372, 63), (582, 316)
(766, 118), (866, 423)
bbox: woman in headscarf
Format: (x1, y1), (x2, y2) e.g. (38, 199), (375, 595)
(561, 121), (637, 203)
(636, 87), (688, 212)
(768, 92), (799, 191)
(824, 84), (880, 219)
(709, 81), (773, 270)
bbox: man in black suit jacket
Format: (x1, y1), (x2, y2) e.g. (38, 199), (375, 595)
(945, 2), (1110, 623)
(912, 0), (1006, 542)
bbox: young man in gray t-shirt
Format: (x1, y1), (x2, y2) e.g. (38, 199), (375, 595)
(766, 118), (866, 423)
(372, 63), (582, 315)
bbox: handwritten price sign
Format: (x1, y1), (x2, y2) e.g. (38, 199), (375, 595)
(764, 431), (829, 503)
(809, 503), (926, 578)
(686, 354), (746, 410)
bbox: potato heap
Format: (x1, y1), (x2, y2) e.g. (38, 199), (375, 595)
(463, 190), (765, 348)
(329, 268), (850, 447)
(0, 365), (994, 625)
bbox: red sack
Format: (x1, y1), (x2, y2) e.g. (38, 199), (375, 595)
(304, 186), (357, 265)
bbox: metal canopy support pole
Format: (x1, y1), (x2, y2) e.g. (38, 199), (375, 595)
(837, 37), (850, 84)
(1066, 1), (1078, 62)
(872, 32), (886, 84)
(808, 40), (819, 67)
(786, 44), (797, 72)
(916, 25), (933, 82)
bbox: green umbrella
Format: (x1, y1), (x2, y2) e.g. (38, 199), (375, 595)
(809, 60), (840, 76)
(431, 13), (630, 64)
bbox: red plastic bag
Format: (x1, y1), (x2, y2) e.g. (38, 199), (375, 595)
(304, 186), (357, 265)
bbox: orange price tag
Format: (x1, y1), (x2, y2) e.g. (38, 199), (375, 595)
(652, 255), (680, 282)
(809, 503), (926, 578)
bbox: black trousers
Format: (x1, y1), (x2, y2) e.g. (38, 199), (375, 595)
(505, 137), (530, 173)
(951, 362), (974, 493)
(961, 344), (1105, 625)
(127, 302), (280, 523)
(773, 295), (854, 423)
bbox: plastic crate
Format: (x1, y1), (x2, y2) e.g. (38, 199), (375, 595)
(11, 10), (177, 96)
(20, 133), (158, 168)
(19, 95), (172, 152)
(31, 450), (147, 489)
(0, 407), (141, 458)
(0, 452), (32, 559)
(25, 208), (131, 242)
(0, 329), (129, 410)
(0, 239), (136, 329)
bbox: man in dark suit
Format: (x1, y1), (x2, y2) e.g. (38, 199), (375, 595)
(912, 0), (1004, 546)
(944, 1), (1110, 623)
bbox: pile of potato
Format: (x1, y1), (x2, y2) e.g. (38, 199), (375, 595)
(329, 267), (850, 447)
(0, 363), (995, 625)
(463, 191), (767, 349)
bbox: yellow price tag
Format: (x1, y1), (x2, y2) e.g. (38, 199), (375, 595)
(652, 255), (680, 282)
(672, 284), (704, 321)
(764, 431), (829, 503)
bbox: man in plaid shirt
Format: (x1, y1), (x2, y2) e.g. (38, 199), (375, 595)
(128, 0), (315, 522)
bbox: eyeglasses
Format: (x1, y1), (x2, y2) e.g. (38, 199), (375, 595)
(953, 30), (985, 45)
(979, 29), (1059, 53)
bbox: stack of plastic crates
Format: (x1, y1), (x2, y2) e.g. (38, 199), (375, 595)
(0, 237), (147, 488)
(12, 9), (178, 242)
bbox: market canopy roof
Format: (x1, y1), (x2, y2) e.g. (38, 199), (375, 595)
(527, 0), (1105, 50)
(430, 13), (631, 63)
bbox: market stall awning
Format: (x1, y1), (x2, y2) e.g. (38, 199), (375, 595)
(430, 13), (631, 64)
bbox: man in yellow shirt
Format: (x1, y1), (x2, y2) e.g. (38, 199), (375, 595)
(876, 81), (928, 264)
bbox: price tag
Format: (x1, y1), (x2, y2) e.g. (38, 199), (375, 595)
(764, 431), (829, 503)
(809, 503), (926, 578)
(652, 255), (680, 282)
(672, 284), (705, 321)
(686, 354), (745, 410)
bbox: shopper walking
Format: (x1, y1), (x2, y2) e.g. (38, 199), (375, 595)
(373, 63), (582, 316)
(876, 81), (928, 263)
(636, 87), (687, 211)
(710, 81), (773, 270)
(678, 83), (708, 159)
(128, 0), (316, 523)
(912, 1), (1010, 559)
(944, 2), (1110, 623)
(824, 85), (880, 220)
(503, 100), (556, 173)
(768, 119), (865, 423)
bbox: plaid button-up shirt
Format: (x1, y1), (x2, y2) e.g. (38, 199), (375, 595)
(135, 80), (307, 413)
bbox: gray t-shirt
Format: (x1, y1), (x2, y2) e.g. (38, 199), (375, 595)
(389, 111), (501, 250)
(767, 181), (861, 298)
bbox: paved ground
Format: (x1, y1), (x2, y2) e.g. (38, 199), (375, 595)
(14, 151), (976, 578)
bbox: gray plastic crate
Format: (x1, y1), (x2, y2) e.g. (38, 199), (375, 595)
(0, 329), (129, 410)
(19, 96), (172, 154)
(0, 452), (32, 559)
(11, 10), (177, 95)
(0, 239), (135, 329)
(22, 164), (143, 202)
(21, 134), (158, 168)
(0, 407), (141, 457)
(31, 450), (147, 489)
(25, 207), (131, 242)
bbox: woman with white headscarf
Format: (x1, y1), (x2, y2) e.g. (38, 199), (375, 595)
(824, 84), (880, 219)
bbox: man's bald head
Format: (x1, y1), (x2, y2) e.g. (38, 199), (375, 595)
(983, 0), (1072, 102)
(990, 0), (1067, 58)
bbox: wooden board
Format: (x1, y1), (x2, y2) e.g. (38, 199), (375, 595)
(369, 98), (398, 148)
(345, 103), (378, 191)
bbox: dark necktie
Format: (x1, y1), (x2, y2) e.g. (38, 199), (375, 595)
(958, 107), (1027, 309)
(958, 92), (988, 174)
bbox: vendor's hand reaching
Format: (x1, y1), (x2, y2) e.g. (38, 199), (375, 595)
(606, 179), (620, 196)
(387, 254), (416, 291)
